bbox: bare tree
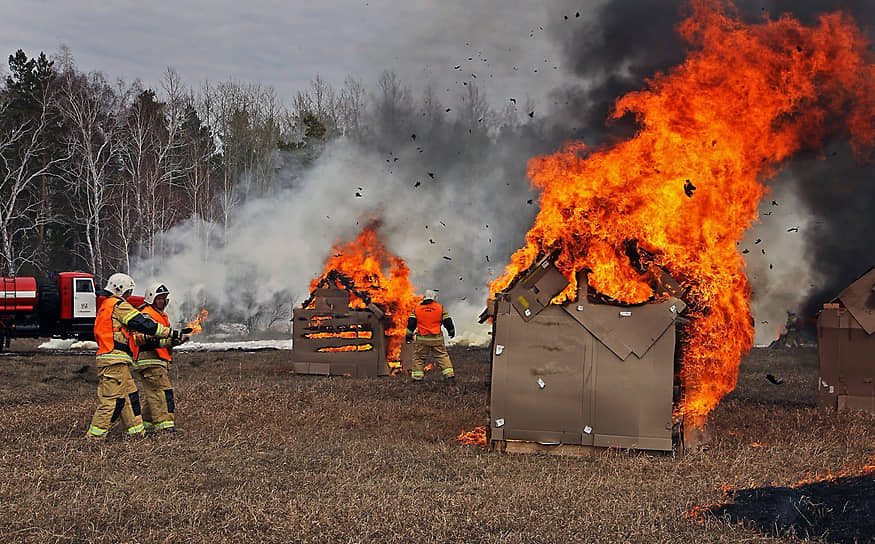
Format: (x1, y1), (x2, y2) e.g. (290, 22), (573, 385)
(0, 93), (69, 275)
(57, 70), (123, 277)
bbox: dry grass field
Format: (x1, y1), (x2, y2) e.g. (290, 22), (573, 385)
(0, 341), (872, 543)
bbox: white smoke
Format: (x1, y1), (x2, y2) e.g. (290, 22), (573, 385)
(133, 137), (535, 339)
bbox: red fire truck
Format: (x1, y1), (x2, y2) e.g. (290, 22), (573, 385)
(0, 272), (143, 351)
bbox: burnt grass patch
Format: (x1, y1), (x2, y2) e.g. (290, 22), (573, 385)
(0, 342), (872, 543)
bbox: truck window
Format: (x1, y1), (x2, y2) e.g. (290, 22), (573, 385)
(75, 278), (94, 293)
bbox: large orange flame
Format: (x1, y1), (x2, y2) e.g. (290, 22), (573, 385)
(309, 221), (419, 362)
(491, 0), (875, 425)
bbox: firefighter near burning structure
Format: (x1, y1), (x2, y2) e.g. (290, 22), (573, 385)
(405, 289), (455, 382)
(86, 273), (186, 440)
(130, 282), (189, 433)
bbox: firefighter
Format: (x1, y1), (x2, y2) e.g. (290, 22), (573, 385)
(130, 282), (187, 434)
(784, 311), (802, 348)
(405, 289), (455, 382)
(86, 273), (183, 440)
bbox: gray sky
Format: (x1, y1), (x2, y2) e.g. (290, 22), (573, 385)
(1, 0), (578, 107)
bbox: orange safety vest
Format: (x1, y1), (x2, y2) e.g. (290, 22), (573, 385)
(131, 304), (171, 362)
(95, 296), (129, 355)
(414, 301), (444, 335)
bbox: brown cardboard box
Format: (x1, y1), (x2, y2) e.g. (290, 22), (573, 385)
(489, 269), (685, 452)
(290, 288), (389, 377)
(816, 268), (875, 414)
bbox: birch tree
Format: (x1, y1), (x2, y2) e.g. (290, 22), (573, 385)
(57, 69), (122, 277)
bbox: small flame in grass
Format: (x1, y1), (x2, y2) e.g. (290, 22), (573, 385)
(457, 426), (487, 448)
(750, 442), (763, 448)
(186, 309), (208, 334)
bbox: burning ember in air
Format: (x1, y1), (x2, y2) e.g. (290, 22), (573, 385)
(185, 309), (209, 334)
(309, 221), (418, 363)
(491, 0), (875, 426)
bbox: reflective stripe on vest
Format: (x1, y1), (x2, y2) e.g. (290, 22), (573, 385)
(413, 301), (444, 336)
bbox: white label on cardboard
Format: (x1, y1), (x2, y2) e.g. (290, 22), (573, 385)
(537, 378), (545, 389)
(495, 418), (505, 427)
(524, 308), (532, 317)
(670, 305), (677, 313)
(829, 385), (834, 394)
(584, 425), (592, 434)
(577, 305), (584, 311)
(495, 344), (504, 355)
(619, 311), (632, 317)
(541, 260), (550, 268)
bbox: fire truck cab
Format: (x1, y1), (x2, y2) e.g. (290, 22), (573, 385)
(0, 272), (100, 350)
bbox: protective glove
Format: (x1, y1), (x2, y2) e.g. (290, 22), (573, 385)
(181, 327), (194, 334)
(405, 333), (413, 344)
(170, 333), (190, 347)
(171, 329), (185, 342)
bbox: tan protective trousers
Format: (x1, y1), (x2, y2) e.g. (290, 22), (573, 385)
(135, 366), (175, 430)
(411, 340), (454, 380)
(88, 363), (144, 438)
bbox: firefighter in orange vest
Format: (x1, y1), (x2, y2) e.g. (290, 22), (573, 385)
(130, 282), (187, 433)
(405, 289), (455, 382)
(87, 273), (183, 440)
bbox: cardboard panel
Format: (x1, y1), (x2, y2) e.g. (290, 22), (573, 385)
(817, 307), (875, 407)
(490, 306), (590, 444)
(508, 259), (570, 321)
(837, 267), (875, 334)
(313, 288), (351, 313)
(591, 325), (675, 450)
(489, 292), (678, 452)
(837, 395), (875, 413)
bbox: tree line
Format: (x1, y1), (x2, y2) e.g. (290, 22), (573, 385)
(0, 48), (543, 281)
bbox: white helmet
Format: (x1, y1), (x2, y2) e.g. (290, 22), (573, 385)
(105, 273), (135, 297)
(144, 282), (170, 305)
(424, 289), (438, 302)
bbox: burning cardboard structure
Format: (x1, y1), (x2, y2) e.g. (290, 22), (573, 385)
(817, 268), (875, 414)
(484, 257), (688, 453)
(290, 270), (390, 377)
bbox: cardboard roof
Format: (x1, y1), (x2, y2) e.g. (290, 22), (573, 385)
(564, 296), (686, 360)
(837, 267), (875, 334)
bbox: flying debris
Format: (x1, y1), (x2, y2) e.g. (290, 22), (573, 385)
(683, 179), (696, 197)
(445, 108), (451, 112)
(414, 181), (421, 188)
(766, 374), (784, 385)
(355, 192), (362, 197)
(754, 238), (762, 244)
(528, 111), (535, 118)
(772, 200), (778, 206)
(428, 172), (435, 179)
(429, 239), (435, 244)
(764, 211), (771, 215)
(439, 221), (446, 227)
(787, 226), (799, 232)
(411, 133), (416, 140)
(486, 255), (490, 262)
(509, 98), (516, 104)
(454, 65), (461, 70)
(443, 256), (452, 261)
(742, 249), (750, 254)
(527, 199), (533, 205)
(761, 249), (765, 255)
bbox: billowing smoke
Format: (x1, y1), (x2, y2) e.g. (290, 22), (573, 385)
(137, 0), (875, 345)
(546, 0), (875, 343)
